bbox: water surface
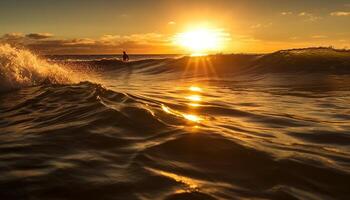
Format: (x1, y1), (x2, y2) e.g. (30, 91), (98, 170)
(1, 47), (350, 199)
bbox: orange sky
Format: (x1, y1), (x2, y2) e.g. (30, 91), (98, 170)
(0, 0), (349, 54)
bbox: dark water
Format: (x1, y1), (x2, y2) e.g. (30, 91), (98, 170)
(1, 46), (350, 199)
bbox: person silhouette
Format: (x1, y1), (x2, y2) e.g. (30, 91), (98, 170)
(122, 51), (129, 62)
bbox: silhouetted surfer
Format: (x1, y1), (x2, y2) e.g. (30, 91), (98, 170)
(122, 51), (129, 62)
(122, 51), (132, 83)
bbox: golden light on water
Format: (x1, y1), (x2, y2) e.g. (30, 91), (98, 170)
(182, 114), (202, 123)
(189, 86), (202, 92)
(184, 85), (203, 122)
(161, 84), (205, 124)
(162, 104), (202, 123)
(186, 94), (202, 102)
(146, 167), (199, 189)
(187, 87), (202, 107)
(188, 103), (200, 107)
(161, 104), (172, 114)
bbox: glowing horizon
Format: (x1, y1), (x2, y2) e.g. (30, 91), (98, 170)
(0, 0), (349, 54)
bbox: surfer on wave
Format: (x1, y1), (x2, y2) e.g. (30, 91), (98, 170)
(122, 51), (129, 62)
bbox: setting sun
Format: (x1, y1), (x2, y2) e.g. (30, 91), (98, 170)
(174, 28), (227, 55)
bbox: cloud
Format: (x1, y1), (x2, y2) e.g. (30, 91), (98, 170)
(98, 33), (169, 46)
(298, 12), (321, 22)
(281, 12), (293, 16)
(1, 33), (24, 40)
(232, 34), (260, 43)
(330, 11), (350, 16)
(0, 32), (172, 54)
(25, 33), (53, 39)
(250, 22), (272, 29)
(168, 21), (176, 25)
(0, 32), (54, 45)
(0, 33), (26, 45)
(64, 38), (96, 45)
(311, 35), (327, 39)
(120, 14), (129, 18)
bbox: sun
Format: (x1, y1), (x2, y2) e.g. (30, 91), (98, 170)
(174, 27), (226, 55)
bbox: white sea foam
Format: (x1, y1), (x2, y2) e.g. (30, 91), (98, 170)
(0, 44), (77, 92)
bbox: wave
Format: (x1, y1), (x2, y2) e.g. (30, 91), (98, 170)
(69, 58), (176, 74)
(1, 44), (350, 93)
(0, 44), (81, 92)
(1, 44), (350, 199)
(1, 81), (350, 199)
(0, 82), (181, 130)
(67, 47), (350, 75)
(247, 47), (350, 74)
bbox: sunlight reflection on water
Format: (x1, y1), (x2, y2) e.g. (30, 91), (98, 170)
(186, 94), (202, 102)
(182, 114), (202, 123)
(160, 85), (205, 124)
(189, 86), (203, 92)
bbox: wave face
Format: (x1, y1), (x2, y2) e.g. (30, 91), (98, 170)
(1, 45), (350, 200)
(248, 48), (350, 74)
(61, 47), (350, 76)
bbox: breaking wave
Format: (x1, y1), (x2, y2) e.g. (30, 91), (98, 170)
(1, 44), (350, 93)
(0, 44), (79, 92)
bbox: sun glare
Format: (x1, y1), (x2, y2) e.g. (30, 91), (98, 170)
(182, 114), (202, 123)
(186, 95), (202, 102)
(189, 86), (202, 92)
(174, 28), (227, 55)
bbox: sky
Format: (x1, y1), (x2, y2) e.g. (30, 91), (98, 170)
(0, 0), (349, 54)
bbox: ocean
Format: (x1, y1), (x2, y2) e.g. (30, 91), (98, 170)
(1, 44), (350, 200)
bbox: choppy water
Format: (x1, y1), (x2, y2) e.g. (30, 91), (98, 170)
(1, 44), (350, 200)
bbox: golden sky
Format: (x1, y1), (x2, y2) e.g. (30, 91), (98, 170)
(0, 0), (349, 54)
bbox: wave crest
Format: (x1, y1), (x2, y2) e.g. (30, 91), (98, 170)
(67, 47), (350, 76)
(0, 44), (77, 92)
